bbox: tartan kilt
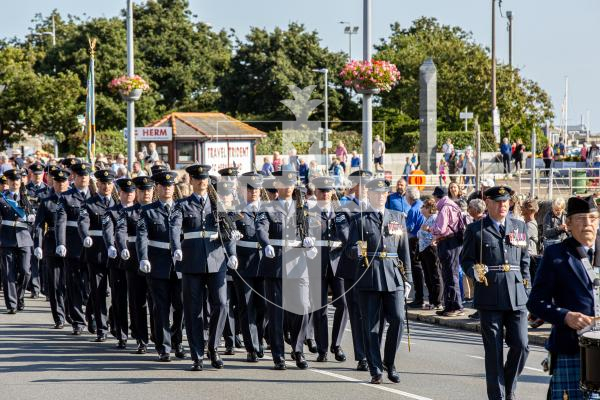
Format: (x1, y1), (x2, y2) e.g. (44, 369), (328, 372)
(550, 354), (600, 400)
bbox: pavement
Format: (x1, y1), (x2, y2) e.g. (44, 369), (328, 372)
(0, 293), (552, 400)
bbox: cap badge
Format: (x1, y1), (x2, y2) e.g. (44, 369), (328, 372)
(103, 171), (108, 176)
(165, 174), (171, 180)
(499, 188), (506, 195)
(377, 181), (384, 187)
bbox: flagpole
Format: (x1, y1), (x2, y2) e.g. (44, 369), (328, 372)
(86, 38), (97, 163)
(126, 0), (135, 172)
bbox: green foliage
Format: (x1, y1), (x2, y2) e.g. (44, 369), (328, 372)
(256, 129), (362, 156)
(399, 131), (497, 153)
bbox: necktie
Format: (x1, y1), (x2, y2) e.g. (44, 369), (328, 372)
(104, 197), (109, 207)
(588, 248), (594, 264)
(165, 203), (171, 215)
(13, 193), (18, 201)
(199, 196), (204, 207)
(499, 224), (505, 237)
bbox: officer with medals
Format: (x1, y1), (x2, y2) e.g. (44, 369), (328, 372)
(305, 176), (349, 362)
(256, 170), (315, 370)
(25, 161), (48, 299)
(55, 162), (92, 335)
(460, 185), (530, 400)
(528, 196), (600, 400)
(338, 169), (372, 371)
(346, 178), (411, 384)
(0, 169), (35, 314)
(102, 177), (136, 349)
(78, 169), (116, 342)
(232, 171), (267, 362)
(170, 164), (238, 371)
(115, 176), (155, 354)
(33, 168), (70, 328)
(136, 171), (185, 362)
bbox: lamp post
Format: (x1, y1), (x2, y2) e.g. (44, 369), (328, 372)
(35, 15), (56, 47)
(312, 68), (329, 164)
(0, 84), (5, 142)
(506, 10), (513, 68)
(126, 0), (136, 171)
(339, 21), (359, 60)
(362, 0), (373, 172)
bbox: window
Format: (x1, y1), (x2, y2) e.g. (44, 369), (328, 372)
(176, 141), (196, 165)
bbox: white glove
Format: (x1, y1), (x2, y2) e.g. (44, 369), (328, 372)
(306, 247), (318, 260)
(474, 265), (489, 283)
(173, 249), (183, 262)
(231, 230), (243, 241)
(404, 282), (412, 300)
(121, 249), (130, 260)
(303, 237), (315, 248)
(107, 246), (117, 259)
(33, 247), (43, 259)
(56, 245), (67, 258)
(227, 255), (239, 270)
(139, 260), (151, 274)
(83, 236), (93, 248)
(27, 214), (36, 223)
(264, 245), (275, 259)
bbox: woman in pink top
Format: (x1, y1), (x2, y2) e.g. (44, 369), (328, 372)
(272, 151), (282, 172)
(335, 141), (348, 172)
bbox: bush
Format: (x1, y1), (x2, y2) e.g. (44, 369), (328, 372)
(256, 129), (362, 156)
(397, 130), (498, 153)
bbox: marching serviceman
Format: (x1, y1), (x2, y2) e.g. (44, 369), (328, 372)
(33, 168), (70, 328)
(102, 177), (136, 349)
(233, 172), (267, 362)
(337, 170), (372, 371)
(0, 169), (35, 314)
(115, 176), (155, 354)
(527, 196), (599, 400)
(306, 176), (349, 362)
(346, 178), (411, 384)
(78, 169), (116, 343)
(256, 170), (314, 370)
(136, 170), (185, 362)
(55, 162), (92, 335)
(170, 165), (238, 371)
(25, 161), (48, 299)
(461, 186), (530, 400)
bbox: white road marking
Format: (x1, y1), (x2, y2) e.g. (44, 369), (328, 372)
(466, 355), (545, 373)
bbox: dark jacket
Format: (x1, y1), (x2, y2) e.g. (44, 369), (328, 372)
(55, 187), (91, 258)
(101, 202), (124, 269)
(306, 203), (350, 277)
(136, 200), (177, 280)
(115, 203), (143, 272)
(34, 192), (59, 255)
(0, 193), (34, 248)
(460, 215), (531, 311)
(234, 203), (262, 278)
(78, 194), (115, 266)
(527, 237), (597, 355)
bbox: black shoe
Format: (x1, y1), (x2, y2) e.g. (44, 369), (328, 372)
(290, 351), (296, 361)
(117, 340), (127, 349)
(331, 346), (347, 362)
(274, 360), (286, 370)
(257, 345), (264, 359)
(234, 335), (243, 348)
(305, 339), (318, 354)
(136, 343), (147, 354)
(191, 360), (203, 371)
(17, 304), (24, 311)
(94, 334), (107, 342)
(316, 353), (328, 362)
(370, 374), (383, 384)
(246, 352), (259, 362)
(224, 346), (235, 355)
(295, 352), (309, 369)
(468, 311), (480, 320)
(407, 301), (423, 309)
(53, 323), (64, 329)
(174, 344), (186, 359)
(357, 360), (369, 371)
(88, 324), (96, 335)
(6, 309), (16, 315)
(209, 350), (224, 369)
(72, 328), (83, 335)
(386, 365), (400, 383)
(158, 353), (171, 362)
(30, 292), (39, 299)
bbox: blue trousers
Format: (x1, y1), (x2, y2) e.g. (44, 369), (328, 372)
(437, 237), (463, 311)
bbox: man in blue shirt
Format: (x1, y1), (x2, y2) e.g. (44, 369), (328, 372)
(405, 187), (426, 308)
(500, 138), (512, 174)
(385, 179), (410, 215)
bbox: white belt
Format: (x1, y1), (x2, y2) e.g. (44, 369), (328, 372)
(488, 264), (520, 272)
(127, 236), (136, 243)
(1, 220), (29, 229)
(88, 230), (103, 237)
(183, 231), (218, 240)
(313, 240), (342, 248)
(270, 239), (302, 247)
(148, 240), (170, 249)
(237, 240), (261, 249)
(66, 221), (78, 228)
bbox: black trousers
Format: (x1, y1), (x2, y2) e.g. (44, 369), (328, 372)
(1, 246), (31, 311)
(28, 255), (41, 295)
(408, 236), (424, 304)
(312, 267), (348, 355)
(65, 257), (89, 330)
(148, 271), (183, 355)
(419, 245), (444, 306)
(222, 278), (239, 348)
(344, 278), (366, 361)
(109, 266), (128, 341)
(265, 277), (310, 362)
(480, 309), (529, 400)
(233, 274), (266, 354)
(48, 256), (66, 325)
(502, 153), (511, 173)
(126, 269), (149, 345)
(437, 237), (463, 312)
(182, 270), (227, 361)
(88, 263), (109, 336)
(358, 289), (405, 377)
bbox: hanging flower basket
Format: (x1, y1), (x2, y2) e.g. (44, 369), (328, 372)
(108, 75), (150, 101)
(339, 59), (400, 94)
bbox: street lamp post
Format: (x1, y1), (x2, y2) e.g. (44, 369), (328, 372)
(126, 0), (136, 171)
(339, 21), (359, 60)
(362, 0), (373, 172)
(312, 68), (329, 164)
(506, 10), (513, 68)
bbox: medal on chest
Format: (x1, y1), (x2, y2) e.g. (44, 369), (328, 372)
(387, 220), (403, 236)
(508, 228), (526, 247)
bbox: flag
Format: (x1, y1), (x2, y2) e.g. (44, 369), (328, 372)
(85, 39), (96, 162)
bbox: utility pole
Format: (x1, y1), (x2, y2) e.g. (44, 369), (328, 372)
(126, 0), (135, 171)
(339, 22), (359, 60)
(362, 0), (373, 172)
(491, 0), (500, 143)
(506, 10), (513, 68)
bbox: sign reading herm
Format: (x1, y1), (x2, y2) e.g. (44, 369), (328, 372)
(125, 127), (173, 141)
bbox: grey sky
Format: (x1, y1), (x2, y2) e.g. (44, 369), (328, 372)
(1, 0), (598, 130)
